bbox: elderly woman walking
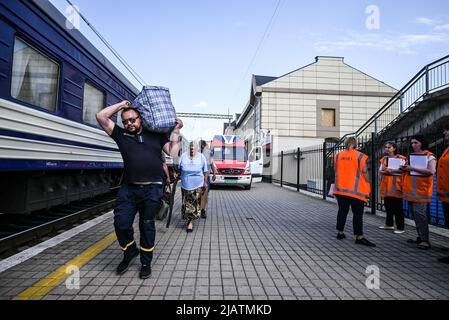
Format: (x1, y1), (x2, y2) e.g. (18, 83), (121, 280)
(179, 141), (208, 232)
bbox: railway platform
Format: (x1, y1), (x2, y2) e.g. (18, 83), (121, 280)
(1, 183), (449, 300)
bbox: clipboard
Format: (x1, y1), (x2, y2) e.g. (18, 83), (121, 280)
(408, 154), (428, 176)
(386, 157), (404, 176)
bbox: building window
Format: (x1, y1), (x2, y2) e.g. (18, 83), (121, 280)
(321, 108), (336, 127)
(83, 82), (105, 126)
(11, 37), (60, 111)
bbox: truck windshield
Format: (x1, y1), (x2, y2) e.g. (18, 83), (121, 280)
(212, 146), (247, 161)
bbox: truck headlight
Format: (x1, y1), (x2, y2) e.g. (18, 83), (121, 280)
(244, 166), (251, 174)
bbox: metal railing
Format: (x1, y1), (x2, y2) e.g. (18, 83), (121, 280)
(272, 133), (449, 228)
(272, 143), (328, 197)
(330, 54), (449, 153)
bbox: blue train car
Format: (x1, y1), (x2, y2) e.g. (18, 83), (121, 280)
(0, 0), (139, 214)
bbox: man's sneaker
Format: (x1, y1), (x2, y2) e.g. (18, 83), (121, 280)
(116, 248), (139, 275)
(394, 230), (405, 234)
(438, 256), (449, 264)
(201, 209), (207, 219)
(379, 225), (394, 230)
(355, 237), (376, 247)
(336, 233), (346, 240)
(139, 265), (152, 279)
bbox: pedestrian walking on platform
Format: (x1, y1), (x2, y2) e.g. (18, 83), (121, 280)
(379, 142), (407, 234)
(437, 124), (449, 263)
(334, 137), (376, 247)
(200, 140), (217, 219)
(161, 152), (171, 186)
(400, 135), (436, 250)
(179, 141), (209, 232)
(96, 101), (183, 279)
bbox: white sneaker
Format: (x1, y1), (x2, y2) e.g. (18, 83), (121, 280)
(394, 230), (405, 234)
(379, 225), (394, 230)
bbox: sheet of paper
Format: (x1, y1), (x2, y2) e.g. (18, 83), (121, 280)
(386, 158), (405, 176)
(328, 183), (335, 197)
(409, 154), (427, 176)
(387, 158), (404, 170)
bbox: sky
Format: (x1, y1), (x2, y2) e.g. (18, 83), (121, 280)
(50, 0), (449, 141)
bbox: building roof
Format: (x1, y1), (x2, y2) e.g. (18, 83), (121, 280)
(254, 75), (278, 87)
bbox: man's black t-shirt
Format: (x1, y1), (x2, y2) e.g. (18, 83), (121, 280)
(110, 125), (170, 183)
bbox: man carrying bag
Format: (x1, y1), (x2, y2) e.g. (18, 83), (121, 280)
(96, 87), (182, 279)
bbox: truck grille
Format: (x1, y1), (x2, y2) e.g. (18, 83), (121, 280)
(220, 168), (243, 175)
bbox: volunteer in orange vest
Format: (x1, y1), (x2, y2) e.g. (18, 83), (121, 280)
(437, 124), (449, 263)
(400, 135), (436, 250)
(378, 141), (407, 234)
(334, 137), (376, 247)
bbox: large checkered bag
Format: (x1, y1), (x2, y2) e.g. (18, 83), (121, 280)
(132, 86), (177, 133)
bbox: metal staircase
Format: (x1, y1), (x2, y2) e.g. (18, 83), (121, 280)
(329, 54), (449, 155)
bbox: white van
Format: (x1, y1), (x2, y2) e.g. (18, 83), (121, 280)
(249, 146), (263, 183)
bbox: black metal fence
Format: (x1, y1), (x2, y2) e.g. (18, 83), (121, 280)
(272, 144), (326, 195)
(272, 132), (449, 228)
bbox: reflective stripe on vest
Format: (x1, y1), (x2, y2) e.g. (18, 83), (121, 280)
(437, 192), (449, 199)
(335, 152), (368, 198)
(353, 153), (364, 193)
(335, 188), (369, 198)
(403, 176), (432, 201)
(392, 176), (397, 193)
(380, 176), (402, 196)
(380, 191), (402, 195)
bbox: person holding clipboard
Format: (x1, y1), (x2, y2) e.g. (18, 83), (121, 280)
(437, 124), (449, 263)
(400, 135), (437, 250)
(379, 142), (407, 233)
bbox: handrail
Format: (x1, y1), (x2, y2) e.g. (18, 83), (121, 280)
(328, 54), (449, 156)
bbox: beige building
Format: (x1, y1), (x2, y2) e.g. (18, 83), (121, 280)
(232, 56), (397, 153)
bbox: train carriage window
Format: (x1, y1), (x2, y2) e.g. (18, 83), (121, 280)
(11, 38), (59, 112)
(83, 82), (104, 126)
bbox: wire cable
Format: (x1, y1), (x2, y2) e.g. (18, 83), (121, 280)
(65, 0), (147, 87)
(230, 0), (283, 107)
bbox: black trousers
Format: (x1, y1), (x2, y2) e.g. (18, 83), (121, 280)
(336, 195), (365, 236)
(113, 183), (163, 266)
(384, 197), (405, 230)
(443, 202), (449, 229)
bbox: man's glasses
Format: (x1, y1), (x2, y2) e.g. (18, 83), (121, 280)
(122, 116), (139, 126)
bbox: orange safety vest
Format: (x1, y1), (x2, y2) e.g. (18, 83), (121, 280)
(402, 150), (435, 203)
(437, 147), (449, 203)
(333, 149), (370, 202)
(379, 155), (407, 198)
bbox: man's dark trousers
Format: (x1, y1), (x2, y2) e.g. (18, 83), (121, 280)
(114, 183), (163, 265)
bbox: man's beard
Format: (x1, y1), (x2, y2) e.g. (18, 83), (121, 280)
(125, 125), (141, 134)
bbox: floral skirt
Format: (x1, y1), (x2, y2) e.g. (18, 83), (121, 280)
(181, 188), (202, 220)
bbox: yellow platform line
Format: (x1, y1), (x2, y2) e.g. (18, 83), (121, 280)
(13, 232), (117, 300)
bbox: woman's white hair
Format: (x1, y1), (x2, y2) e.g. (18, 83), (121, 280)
(189, 139), (201, 152)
